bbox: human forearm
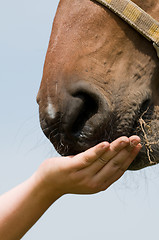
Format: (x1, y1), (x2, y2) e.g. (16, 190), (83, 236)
(0, 174), (60, 240)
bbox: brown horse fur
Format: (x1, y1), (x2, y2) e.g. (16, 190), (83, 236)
(37, 0), (159, 170)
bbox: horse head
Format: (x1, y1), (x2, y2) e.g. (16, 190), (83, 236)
(37, 0), (159, 170)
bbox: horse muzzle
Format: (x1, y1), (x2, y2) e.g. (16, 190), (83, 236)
(38, 82), (111, 155)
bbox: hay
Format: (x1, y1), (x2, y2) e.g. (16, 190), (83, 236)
(138, 108), (158, 165)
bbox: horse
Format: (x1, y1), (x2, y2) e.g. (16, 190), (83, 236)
(37, 0), (159, 170)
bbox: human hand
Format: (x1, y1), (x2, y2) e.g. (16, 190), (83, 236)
(35, 136), (141, 200)
(0, 136), (141, 240)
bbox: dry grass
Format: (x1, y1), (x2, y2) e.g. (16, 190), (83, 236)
(138, 108), (158, 165)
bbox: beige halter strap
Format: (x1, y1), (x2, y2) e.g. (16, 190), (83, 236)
(94, 0), (159, 57)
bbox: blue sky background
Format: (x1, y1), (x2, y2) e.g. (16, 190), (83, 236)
(1, 0), (159, 239)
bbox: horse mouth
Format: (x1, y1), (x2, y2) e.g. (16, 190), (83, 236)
(40, 95), (158, 170)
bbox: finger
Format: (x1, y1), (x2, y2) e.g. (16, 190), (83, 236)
(101, 135), (140, 162)
(71, 142), (110, 170)
(101, 136), (130, 161)
(94, 143), (141, 183)
(127, 135), (141, 151)
(129, 135), (141, 145)
(100, 144), (142, 191)
(120, 143), (142, 171)
(109, 140), (141, 168)
(86, 137), (130, 175)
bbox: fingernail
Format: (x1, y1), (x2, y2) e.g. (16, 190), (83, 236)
(130, 140), (139, 147)
(102, 142), (110, 149)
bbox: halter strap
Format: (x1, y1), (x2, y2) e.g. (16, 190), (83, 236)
(94, 0), (159, 57)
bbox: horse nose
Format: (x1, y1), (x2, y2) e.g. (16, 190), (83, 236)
(63, 89), (99, 137)
(59, 82), (110, 142)
(40, 83), (110, 155)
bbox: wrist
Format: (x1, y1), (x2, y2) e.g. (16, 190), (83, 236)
(32, 168), (63, 206)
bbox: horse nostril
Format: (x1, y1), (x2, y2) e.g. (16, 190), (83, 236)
(71, 91), (99, 136)
(63, 90), (99, 137)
